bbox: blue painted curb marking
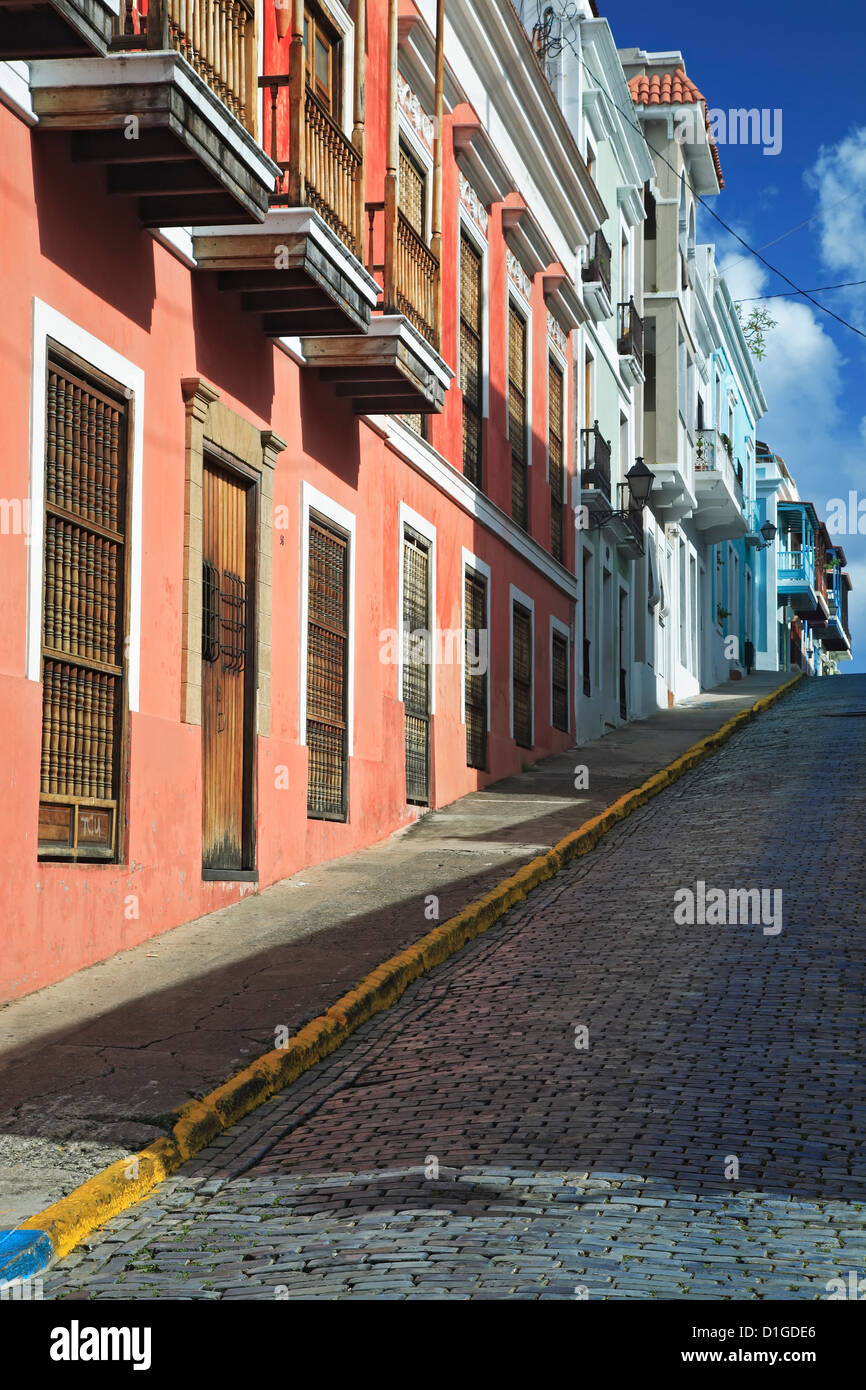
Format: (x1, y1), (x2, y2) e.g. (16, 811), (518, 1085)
(0, 1230), (53, 1284)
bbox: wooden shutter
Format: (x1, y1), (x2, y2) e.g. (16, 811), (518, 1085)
(38, 355), (129, 861)
(549, 358), (564, 562)
(464, 568), (487, 770)
(460, 233), (483, 488)
(508, 305), (528, 529)
(512, 602), (532, 748)
(307, 518), (348, 819)
(304, 3), (342, 121)
(399, 145), (426, 239)
(552, 630), (569, 732)
(402, 528), (430, 804)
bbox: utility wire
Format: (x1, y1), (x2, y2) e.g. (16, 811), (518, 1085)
(736, 280), (866, 302)
(554, 23), (866, 342)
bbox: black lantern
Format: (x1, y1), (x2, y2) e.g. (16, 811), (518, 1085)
(760, 520), (777, 545)
(625, 458), (654, 510)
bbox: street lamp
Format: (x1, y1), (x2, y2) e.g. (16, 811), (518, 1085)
(758, 520), (777, 550)
(623, 457), (654, 510)
(588, 457), (655, 534)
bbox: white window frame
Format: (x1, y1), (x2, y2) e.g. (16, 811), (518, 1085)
(509, 583), (535, 744)
(27, 299), (144, 713)
(460, 547), (491, 731)
(397, 502), (437, 716)
(299, 481), (356, 755)
(550, 614), (570, 732)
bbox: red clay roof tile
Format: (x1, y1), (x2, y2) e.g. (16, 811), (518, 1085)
(628, 67), (724, 189)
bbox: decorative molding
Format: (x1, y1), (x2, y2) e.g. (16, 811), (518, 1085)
(458, 171), (489, 235)
(397, 74), (433, 150)
(547, 311), (567, 356)
(506, 248), (532, 301)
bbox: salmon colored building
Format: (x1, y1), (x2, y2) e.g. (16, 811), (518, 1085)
(0, 0), (604, 1001)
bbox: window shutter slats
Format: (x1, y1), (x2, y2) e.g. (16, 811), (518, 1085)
(460, 233), (483, 488)
(307, 518), (349, 819)
(39, 358), (127, 861)
(508, 305), (528, 529)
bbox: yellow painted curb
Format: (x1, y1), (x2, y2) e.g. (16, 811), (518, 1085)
(23, 672), (803, 1261)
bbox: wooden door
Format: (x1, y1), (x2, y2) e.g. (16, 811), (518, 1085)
(202, 460), (254, 872)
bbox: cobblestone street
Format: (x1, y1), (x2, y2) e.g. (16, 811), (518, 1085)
(45, 677), (866, 1300)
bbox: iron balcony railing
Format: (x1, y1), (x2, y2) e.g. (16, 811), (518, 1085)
(695, 428), (743, 506)
(617, 297), (643, 367)
(582, 228), (611, 302)
(580, 421), (611, 502)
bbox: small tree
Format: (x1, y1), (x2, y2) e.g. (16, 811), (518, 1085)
(735, 305), (777, 360)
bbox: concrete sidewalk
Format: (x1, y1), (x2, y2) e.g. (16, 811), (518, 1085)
(0, 671), (794, 1225)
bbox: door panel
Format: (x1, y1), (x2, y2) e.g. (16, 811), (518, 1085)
(202, 462), (251, 871)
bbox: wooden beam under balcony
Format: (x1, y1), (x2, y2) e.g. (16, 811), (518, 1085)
(302, 316), (453, 415)
(193, 211), (381, 339)
(29, 44), (278, 226)
(0, 0), (115, 59)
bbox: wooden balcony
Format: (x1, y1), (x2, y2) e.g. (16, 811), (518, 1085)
(195, 76), (376, 340)
(28, 0), (278, 226)
(301, 315), (452, 416)
(394, 211), (439, 349)
(0, 0), (117, 59)
(193, 209), (380, 338)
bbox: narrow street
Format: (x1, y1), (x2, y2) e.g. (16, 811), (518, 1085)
(39, 676), (866, 1301)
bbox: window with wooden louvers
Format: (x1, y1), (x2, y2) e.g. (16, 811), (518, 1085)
(512, 602), (532, 748)
(508, 305), (528, 529)
(464, 568), (487, 770)
(307, 518), (349, 820)
(38, 354), (129, 862)
(552, 631), (569, 732)
(460, 233), (483, 488)
(402, 528), (430, 805)
(549, 358), (565, 563)
(399, 145), (426, 239)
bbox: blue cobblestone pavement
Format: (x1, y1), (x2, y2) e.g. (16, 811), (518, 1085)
(43, 676), (866, 1300)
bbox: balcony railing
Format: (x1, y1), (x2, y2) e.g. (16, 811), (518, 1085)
(695, 428), (743, 504)
(582, 229), (611, 301)
(117, 0), (256, 133)
(778, 546), (814, 580)
(261, 80), (363, 258)
(395, 211), (439, 348)
(580, 421), (611, 500)
(617, 297), (643, 367)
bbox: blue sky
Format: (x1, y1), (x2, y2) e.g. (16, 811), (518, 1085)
(605, 0), (866, 669)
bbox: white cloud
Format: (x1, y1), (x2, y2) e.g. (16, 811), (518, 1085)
(807, 127), (866, 320)
(708, 212), (866, 667)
